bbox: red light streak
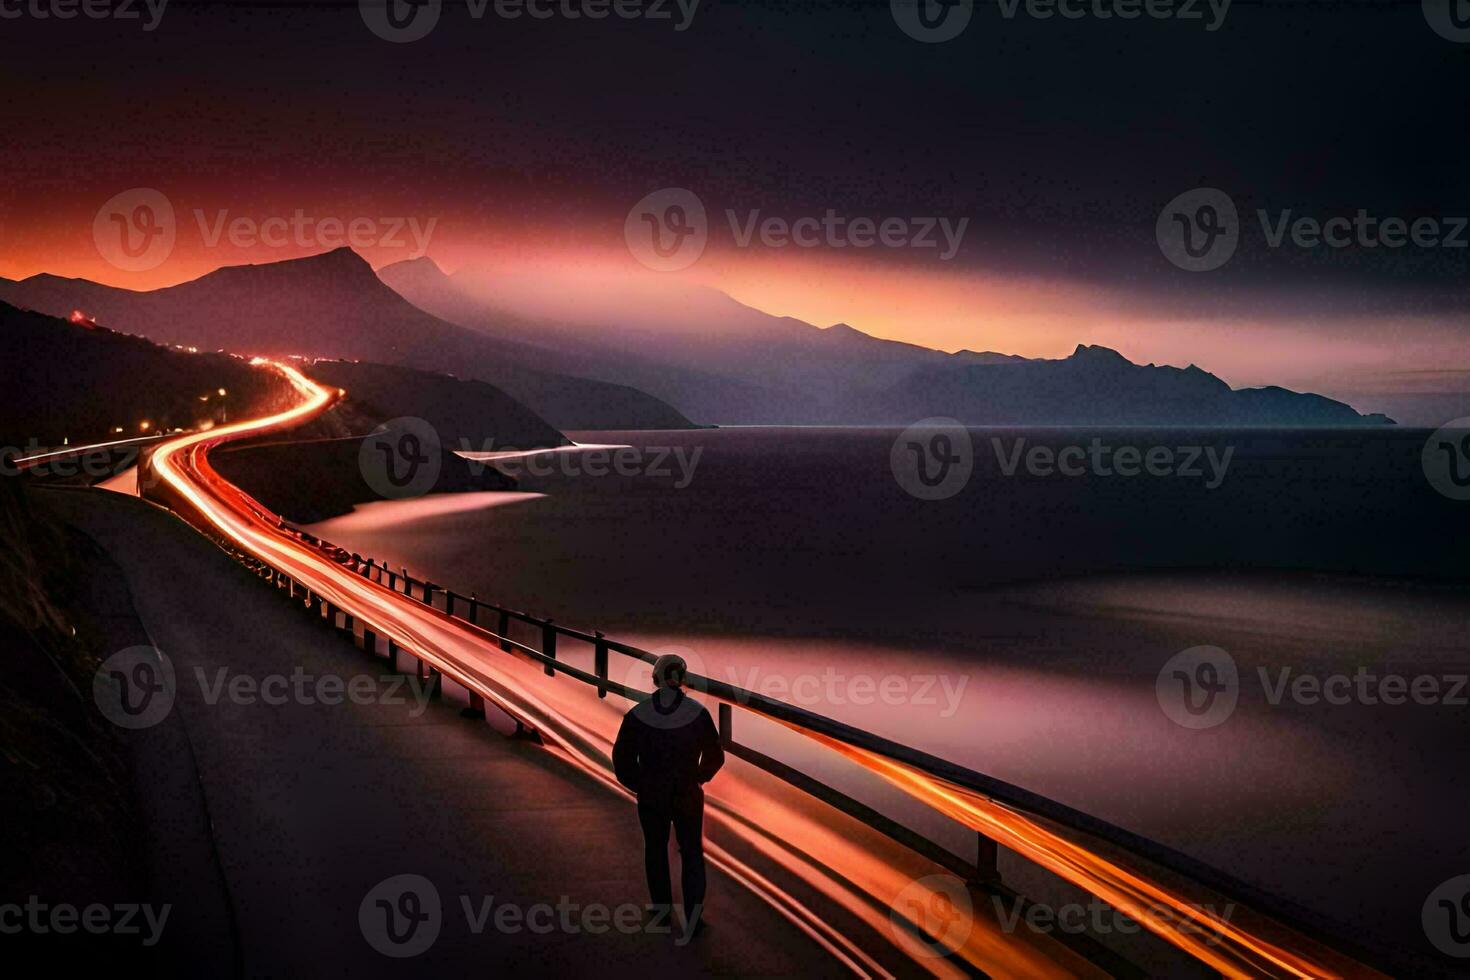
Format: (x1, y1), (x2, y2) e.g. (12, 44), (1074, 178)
(146, 360), (1383, 980)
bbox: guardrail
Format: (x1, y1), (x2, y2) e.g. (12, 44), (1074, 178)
(217, 522), (1390, 978)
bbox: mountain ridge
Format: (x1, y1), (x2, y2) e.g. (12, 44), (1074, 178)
(0, 249), (1394, 428)
(0, 249), (695, 431)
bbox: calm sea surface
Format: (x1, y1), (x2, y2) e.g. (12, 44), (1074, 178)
(309, 426), (1470, 965)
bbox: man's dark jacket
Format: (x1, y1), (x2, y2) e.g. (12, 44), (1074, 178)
(613, 691), (725, 800)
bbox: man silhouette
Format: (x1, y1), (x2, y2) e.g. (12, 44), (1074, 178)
(613, 653), (724, 936)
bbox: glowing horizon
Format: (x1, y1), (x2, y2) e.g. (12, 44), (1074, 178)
(2, 210), (1465, 398)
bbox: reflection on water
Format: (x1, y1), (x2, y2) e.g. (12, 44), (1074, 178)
(308, 426), (1470, 963)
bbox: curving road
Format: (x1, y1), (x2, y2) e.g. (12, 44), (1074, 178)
(143, 359), (1385, 979)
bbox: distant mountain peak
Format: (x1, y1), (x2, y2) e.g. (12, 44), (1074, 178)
(198, 245), (373, 280)
(381, 254), (446, 277)
(1070, 343), (1129, 363)
(378, 254), (453, 295)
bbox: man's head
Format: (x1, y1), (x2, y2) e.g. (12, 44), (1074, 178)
(652, 653), (687, 690)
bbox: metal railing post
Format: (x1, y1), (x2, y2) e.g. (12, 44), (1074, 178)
(719, 703), (733, 745)
(542, 620), (556, 676)
(972, 833), (1001, 888)
(468, 593), (479, 625)
(594, 632), (608, 699)
(497, 610), (511, 651)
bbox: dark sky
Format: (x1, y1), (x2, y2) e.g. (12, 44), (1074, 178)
(1, 0), (1467, 381)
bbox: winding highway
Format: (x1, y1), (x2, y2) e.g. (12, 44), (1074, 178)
(141, 358), (1386, 979)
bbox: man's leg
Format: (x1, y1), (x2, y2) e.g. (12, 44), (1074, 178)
(672, 787), (706, 929)
(637, 801), (674, 912)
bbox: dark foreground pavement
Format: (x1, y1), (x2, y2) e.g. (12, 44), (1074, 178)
(43, 488), (842, 978)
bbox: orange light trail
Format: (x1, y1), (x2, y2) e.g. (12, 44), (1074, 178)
(146, 359), (1382, 980)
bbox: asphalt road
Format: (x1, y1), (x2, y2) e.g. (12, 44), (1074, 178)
(47, 488), (840, 978)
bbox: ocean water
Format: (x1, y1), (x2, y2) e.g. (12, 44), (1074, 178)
(309, 425), (1470, 966)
